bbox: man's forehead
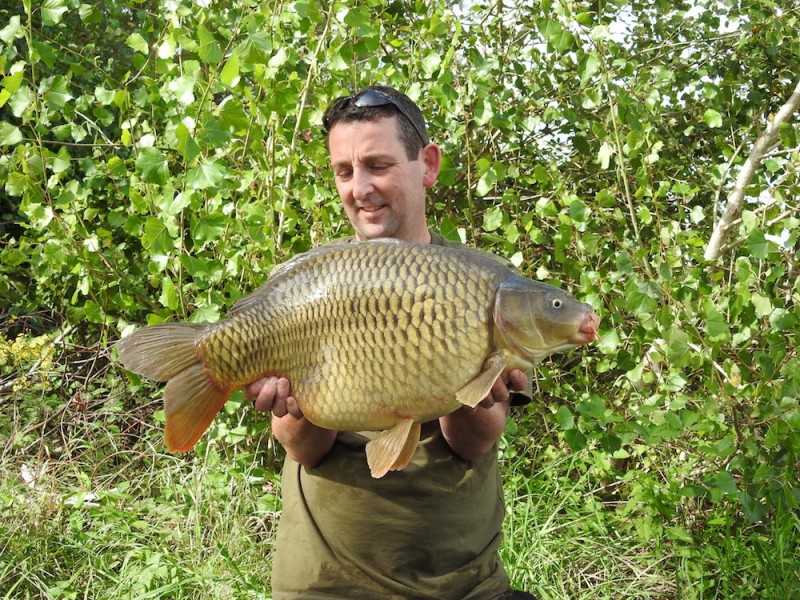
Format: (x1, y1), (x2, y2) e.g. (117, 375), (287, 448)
(328, 119), (406, 162)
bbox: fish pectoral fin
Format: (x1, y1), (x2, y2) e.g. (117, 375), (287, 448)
(366, 419), (421, 479)
(163, 363), (232, 452)
(456, 351), (508, 408)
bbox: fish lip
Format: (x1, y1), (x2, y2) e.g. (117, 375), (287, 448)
(578, 313), (601, 342)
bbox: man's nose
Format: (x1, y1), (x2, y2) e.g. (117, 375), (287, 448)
(352, 168), (374, 200)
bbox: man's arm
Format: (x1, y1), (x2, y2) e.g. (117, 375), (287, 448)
(244, 378), (337, 468)
(439, 369), (528, 461)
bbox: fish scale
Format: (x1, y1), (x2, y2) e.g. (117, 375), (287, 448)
(116, 239), (599, 477)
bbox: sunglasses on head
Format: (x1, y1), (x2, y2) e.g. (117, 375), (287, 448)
(323, 89), (427, 145)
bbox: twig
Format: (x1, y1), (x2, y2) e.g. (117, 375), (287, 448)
(705, 77), (800, 261)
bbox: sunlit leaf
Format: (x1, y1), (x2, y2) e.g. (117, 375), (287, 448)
(0, 122), (22, 145)
(42, 0), (68, 26)
(126, 33), (149, 55)
(135, 147), (169, 185)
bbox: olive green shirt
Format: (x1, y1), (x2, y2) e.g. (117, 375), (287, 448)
(270, 232), (512, 600)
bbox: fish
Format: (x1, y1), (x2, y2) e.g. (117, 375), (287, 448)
(116, 239), (600, 477)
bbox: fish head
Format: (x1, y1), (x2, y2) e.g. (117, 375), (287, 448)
(494, 276), (600, 366)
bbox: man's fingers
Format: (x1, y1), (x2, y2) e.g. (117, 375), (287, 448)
(253, 377), (278, 413)
(506, 369), (527, 392)
(285, 396), (303, 419)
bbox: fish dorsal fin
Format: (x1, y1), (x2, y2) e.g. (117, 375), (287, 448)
(228, 243), (348, 315)
(366, 419), (421, 478)
(455, 350), (507, 408)
(229, 239), (412, 315)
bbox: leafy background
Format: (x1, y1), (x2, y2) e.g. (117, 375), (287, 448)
(1, 0), (798, 598)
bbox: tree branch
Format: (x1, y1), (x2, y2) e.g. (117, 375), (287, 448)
(705, 77), (800, 261)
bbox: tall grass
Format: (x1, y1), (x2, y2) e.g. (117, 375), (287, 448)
(1, 336), (797, 599)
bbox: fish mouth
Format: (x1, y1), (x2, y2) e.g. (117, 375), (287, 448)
(573, 312), (601, 343)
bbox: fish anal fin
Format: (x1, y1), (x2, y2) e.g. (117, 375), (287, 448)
(456, 351), (508, 408)
(163, 363), (232, 452)
(392, 421), (421, 473)
(366, 419), (419, 478)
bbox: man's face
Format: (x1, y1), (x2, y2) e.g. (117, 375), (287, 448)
(328, 116), (438, 243)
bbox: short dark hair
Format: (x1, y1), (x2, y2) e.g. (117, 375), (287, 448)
(322, 85), (429, 159)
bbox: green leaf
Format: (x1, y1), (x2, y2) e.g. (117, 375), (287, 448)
(191, 213), (227, 242)
(482, 206), (503, 231)
(703, 302), (729, 340)
(159, 277), (179, 310)
(126, 33), (149, 55)
(624, 279), (660, 314)
(665, 325), (689, 364)
(220, 51), (240, 87)
(143, 217), (174, 253)
(168, 75), (195, 107)
(537, 18), (576, 52)
(44, 76), (72, 110)
(175, 124), (200, 161)
(557, 406), (575, 430)
(597, 142), (614, 169)
(186, 161), (228, 190)
(136, 147), (169, 185)
(95, 86), (115, 105)
(8, 86), (32, 118)
(0, 122), (22, 146)
(0, 15), (23, 43)
(564, 429), (587, 451)
(189, 304), (221, 324)
(703, 109), (723, 128)
(750, 292), (773, 318)
(744, 229), (771, 258)
(237, 32), (272, 64)
(421, 51), (441, 75)
(42, 0), (68, 26)
(198, 24), (222, 65)
(218, 100), (249, 132)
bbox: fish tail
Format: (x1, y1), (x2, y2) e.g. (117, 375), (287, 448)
(116, 323), (233, 452)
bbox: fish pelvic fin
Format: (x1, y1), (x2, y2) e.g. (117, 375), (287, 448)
(455, 350), (508, 408)
(117, 323), (232, 453)
(366, 419), (421, 478)
(164, 363), (232, 452)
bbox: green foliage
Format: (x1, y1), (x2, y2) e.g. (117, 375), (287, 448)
(1, 0), (799, 597)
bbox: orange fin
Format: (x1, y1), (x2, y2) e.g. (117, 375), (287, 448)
(366, 419), (421, 478)
(456, 350), (507, 408)
(116, 323), (206, 381)
(163, 363), (233, 452)
(117, 323), (230, 452)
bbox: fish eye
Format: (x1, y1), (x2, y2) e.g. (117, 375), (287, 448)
(551, 298), (562, 309)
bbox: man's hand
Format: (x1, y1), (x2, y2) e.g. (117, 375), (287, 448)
(477, 368), (528, 409)
(244, 376), (303, 419)
(440, 368), (528, 462)
(244, 377), (336, 467)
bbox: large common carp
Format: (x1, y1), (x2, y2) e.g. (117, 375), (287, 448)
(117, 239), (600, 477)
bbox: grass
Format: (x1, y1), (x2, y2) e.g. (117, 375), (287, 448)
(1, 335), (798, 599)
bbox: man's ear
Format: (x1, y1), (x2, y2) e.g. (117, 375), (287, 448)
(421, 143), (442, 188)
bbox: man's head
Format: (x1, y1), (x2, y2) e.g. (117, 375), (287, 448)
(323, 85), (429, 161)
(323, 85), (441, 243)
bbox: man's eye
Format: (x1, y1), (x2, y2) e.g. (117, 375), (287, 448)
(336, 170), (353, 179)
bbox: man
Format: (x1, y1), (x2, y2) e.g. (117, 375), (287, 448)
(245, 85), (536, 600)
